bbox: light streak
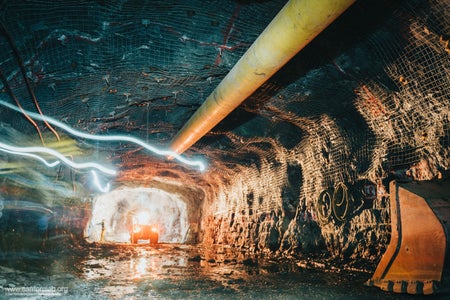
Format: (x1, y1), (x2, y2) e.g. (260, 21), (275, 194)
(91, 170), (111, 193)
(0, 141), (116, 175)
(0, 146), (60, 167)
(0, 99), (207, 171)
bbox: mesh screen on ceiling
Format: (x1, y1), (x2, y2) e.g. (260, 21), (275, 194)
(0, 0), (284, 142)
(0, 0), (449, 208)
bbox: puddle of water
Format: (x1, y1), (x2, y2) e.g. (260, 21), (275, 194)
(0, 243), (448, 299)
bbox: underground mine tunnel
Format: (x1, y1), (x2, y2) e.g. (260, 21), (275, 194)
(0, 0), (449, 298)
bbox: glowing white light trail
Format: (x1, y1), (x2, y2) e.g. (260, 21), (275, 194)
(0, 147), (61, 168)
(0, 141), (116, 175)
(0, 100), (207, 171)
(91, 170), (111, 193)
(0, 143), (112, 193)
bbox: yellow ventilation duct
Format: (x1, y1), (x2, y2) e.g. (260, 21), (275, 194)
(170, 0), (356, 154)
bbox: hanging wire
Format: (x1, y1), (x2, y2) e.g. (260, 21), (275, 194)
(0, 21), (60, 143)
(0, 68), (46, 144)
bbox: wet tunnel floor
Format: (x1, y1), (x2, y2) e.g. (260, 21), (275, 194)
(0, 243), (449, 299)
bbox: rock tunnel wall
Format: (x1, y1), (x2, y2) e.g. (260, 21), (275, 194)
(201, 0), (450, 270)
(202, 141), (392, 269)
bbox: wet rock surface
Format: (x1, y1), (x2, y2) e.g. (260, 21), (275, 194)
(1, 243), (448, 299)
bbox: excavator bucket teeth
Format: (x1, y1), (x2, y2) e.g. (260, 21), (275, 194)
(367, 180), (450, 295)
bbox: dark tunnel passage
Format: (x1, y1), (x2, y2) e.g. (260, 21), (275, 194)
(0, 0), (450, 298)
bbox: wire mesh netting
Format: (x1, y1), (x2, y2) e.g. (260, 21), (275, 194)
(0, 0), (449, 261)
(0, 0), (286, 201)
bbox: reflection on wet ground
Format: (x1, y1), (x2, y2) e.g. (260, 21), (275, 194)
(0, 243), (449, 299)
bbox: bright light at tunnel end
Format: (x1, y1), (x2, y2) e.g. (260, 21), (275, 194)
(87, 187), (189, 244)
(135, 211), (150, 224)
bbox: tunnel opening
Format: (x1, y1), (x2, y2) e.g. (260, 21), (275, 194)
(85, 187), (191, 244)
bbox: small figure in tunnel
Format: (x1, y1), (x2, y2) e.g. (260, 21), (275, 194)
(99, 219), (106, 242)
